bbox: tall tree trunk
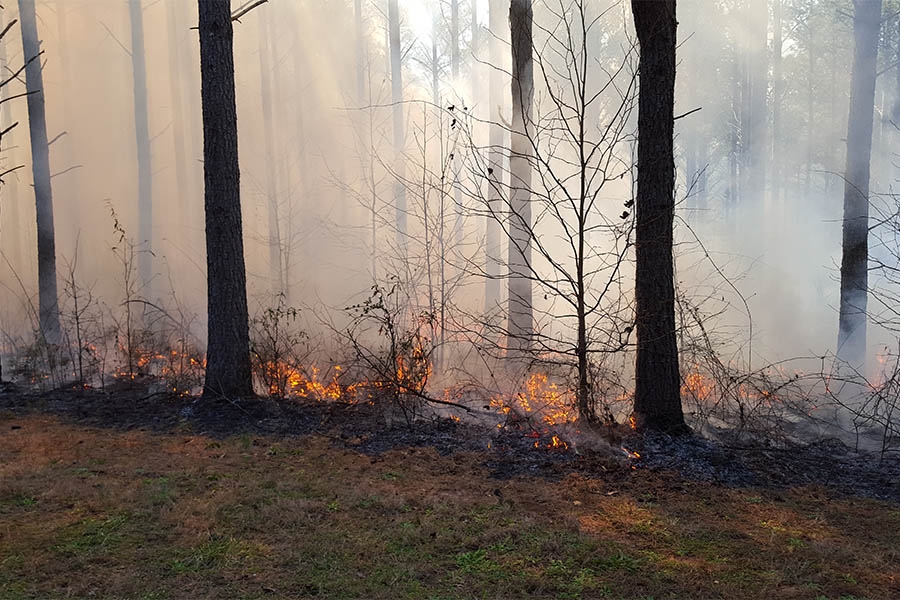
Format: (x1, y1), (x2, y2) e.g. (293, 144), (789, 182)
(892, 15), (900, 184)
(129, 0), (153, 294)
(166, 0), (191, 240)
(745, 0), (767, 207)
(18, 0), (61, 344)
(0, 13), (21, 271)
(388, 0), (406, 252)
(837, 0), (882, 368)
(198, 0), (253, 398)
(805, 24), (815, 193)
(485, 0), (504, 312)
(728, 50), (740, 209)
(771, 0), (783, 210)
(471, 0), (479, 104)
(451, 0), (463, 248)
(451, 0), (460, 79)
(894, 16), (900, 127)
(432, 16), (440, 106)
(507, 0), (533, 355)
(355, 0), (365, 104)
(55, 0), (80, 236)
(177, 1), (203, 247)
(631, 0), (687, 435)
(465, 0), (479, 250)
(258, 13), (283, 295)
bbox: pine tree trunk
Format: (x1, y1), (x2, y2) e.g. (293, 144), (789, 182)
(199, 0), (253, 398)
(258, 13), (284, 295)
(55, 0), (81, 237)
(771, 0), (784, 210)
(837, 0), (882, 368)
(745, 0), (767, 207)
(129, 0), (153, 294)
(166, 0), (191, 240)
(355, 0), (365, 104)
(631, 0), (687, 435)
(0, 13), (21, 271)
(451, 0), (463, 249)
(507, 0), (533, 355)
(729, 52), (740, 208)
(451, 0), (460, 79)
(388, 0), (406, 251)
(485, 0), (504, 313)
(18, 0), (61, 344)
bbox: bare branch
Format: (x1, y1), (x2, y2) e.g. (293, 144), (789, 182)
(232, 0), (268, 22)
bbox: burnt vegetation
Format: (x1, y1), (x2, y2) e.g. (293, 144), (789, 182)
(1, 0), (900, 597)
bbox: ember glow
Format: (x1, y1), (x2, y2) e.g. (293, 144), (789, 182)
(395, 342), (432, 396)
(262, 362), (363, 403)
(488, 372), (577, 451)
(489, 372), (578, 426)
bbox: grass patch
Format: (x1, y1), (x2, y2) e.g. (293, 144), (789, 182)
(169, 536), (266, 574)
(54, 514), (130, 556)
(1, 415), (898, 599)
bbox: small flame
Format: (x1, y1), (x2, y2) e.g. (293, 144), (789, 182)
(621, 446), (641, 460)
(490, 372), (578, 426)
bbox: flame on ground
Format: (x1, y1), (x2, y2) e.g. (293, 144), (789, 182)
(264, 362), (363, 402)
(489, 372), (578, 426)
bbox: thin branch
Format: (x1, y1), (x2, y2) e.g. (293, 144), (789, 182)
(48, 130), (67, 146)
(0, 18), (16, 43)
(232, 0), (268, 22)
(674, 106), (702, 121)
(0, 163), (25, 183)
(50, 165), (83, 179)
(99, 21), (132, 58)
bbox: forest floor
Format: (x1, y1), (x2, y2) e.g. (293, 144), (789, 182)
(1, 386), (899, 599)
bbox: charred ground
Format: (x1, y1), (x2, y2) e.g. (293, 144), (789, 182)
(2, 384), (898, 503)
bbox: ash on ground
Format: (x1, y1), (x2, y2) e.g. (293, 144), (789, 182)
(2, 385), (898, 503)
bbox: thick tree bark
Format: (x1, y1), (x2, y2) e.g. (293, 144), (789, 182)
(631, 0), (687, 434)
(507, 0), (533, 355)
(388, 0), (406, 251)
(129, 0), (153, 294)
(837, 0), (881, 368)
(19, 0), (61, 344)
(198, 0), (253, 398)
(485, 0), (504, 312)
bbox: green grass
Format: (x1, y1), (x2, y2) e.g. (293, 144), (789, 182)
(0, 415), (897, 599)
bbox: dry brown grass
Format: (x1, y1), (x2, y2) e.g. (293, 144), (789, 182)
(1, 414), (898, 599)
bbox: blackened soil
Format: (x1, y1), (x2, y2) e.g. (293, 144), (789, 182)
(1, 382), (898, 503)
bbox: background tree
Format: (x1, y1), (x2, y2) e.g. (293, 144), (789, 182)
(389, 0), (407, 252)
(18, 0), (61, 344)
(631, 0), (687, 434)
(258, 11), (284, 295)
(484, 0), (505, 313)
(459, 0), (637, 421)
(507, 0), (533, 355)
(837, 0), (882, 368)
(128, 0), (153, 294)
(199, 0), (253, 398)
(165, 0), (193, 242)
